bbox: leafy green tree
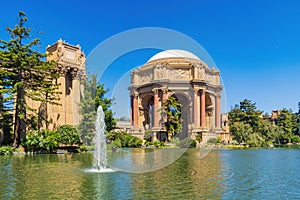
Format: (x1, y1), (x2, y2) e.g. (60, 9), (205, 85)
(230, 121), (253, 143)
(0, 11), (59, 147)
(78, 74), (116, 145)
(161, 96), (182, 140)
(276, 109), (298, 143)
(257, 119), (277, 144)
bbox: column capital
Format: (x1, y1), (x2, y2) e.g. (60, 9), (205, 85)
(200, 88), (206, 95)
(134, 91), (139, 98)
(161, 87), (168, 94)
(215, 93), (221, 98)
(193, 87), (199, 93)
(152, 88), (159, 95)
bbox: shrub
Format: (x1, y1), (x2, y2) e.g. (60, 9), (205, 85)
(153, 140), (161, 148)
(0, 146), (14, 155)
(111, 138), (122, 148)
(22, 131), (45, 152)
(145, 141), (153, 147)
(170, 137), (180, 146)
(107, 132), (142, 148)
(57, 125), (80, 145)
(22, 130), (61, 152)
(179, 138), (196, 148)
(195, 134), (202, 143)
(43, 130), (60, 151)
(291, 135), (300, 143)
(143, 130), (152, 142)
(207, 137), (221, 144)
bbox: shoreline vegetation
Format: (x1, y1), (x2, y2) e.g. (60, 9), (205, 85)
(228, 99), (300, 148)
(2, 143), (300, 156)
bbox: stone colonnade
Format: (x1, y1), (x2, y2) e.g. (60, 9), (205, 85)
(130, 87), (221, 132)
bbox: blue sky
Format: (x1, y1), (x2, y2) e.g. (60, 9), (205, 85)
(1, 0), (300, 117)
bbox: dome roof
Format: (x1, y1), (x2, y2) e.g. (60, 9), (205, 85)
(147, 49), (200, 62)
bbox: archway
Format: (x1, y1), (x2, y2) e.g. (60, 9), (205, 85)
(171, 92), (191, 139)
(205, 94), (214, 131)
(141, 94), (154, 129)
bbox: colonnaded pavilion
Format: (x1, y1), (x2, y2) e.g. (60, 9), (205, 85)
(128, 50), (230, 143)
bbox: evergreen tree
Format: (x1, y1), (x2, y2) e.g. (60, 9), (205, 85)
(162, 96), (182, 140)
(0, 11), (59, 147)
(229, 99), (262, 134)
(78, 74), (116, 145)
(95, 82), (116, 132)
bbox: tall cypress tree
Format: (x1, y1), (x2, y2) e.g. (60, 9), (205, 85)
(78, 74), (116, 145)
(0, 11), (59, 147)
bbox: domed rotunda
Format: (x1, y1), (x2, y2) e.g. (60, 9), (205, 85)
(128, 49), (229, 143)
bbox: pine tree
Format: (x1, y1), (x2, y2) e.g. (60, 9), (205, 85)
(0, 11), (59, 147)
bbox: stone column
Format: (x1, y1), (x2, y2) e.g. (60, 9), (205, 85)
(133, 92), (139, 127)
(215, 93), (221, 129)
(72, 70), (81, 126)
(200, 89), (206, 127)
(153, 88), (159, 128)
(162, 88), (168, 124)
(130, 96), (133, 125)
(193, 88), (199, 127)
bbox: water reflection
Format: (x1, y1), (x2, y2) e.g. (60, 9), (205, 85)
(1, 154), (84, 199)
(130, 149), (223, 199)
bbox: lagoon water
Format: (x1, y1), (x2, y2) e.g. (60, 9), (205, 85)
(1, 148), (300, 199)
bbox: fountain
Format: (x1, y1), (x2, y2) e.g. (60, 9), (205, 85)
(88, 106), (115, 172)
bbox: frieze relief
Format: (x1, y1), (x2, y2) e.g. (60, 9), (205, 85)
(136, 70), (153, 84)
(169, 69), (191, 80)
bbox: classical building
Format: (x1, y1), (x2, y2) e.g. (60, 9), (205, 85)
(27, 39), (86, 129)
(129, 49), (229, 143)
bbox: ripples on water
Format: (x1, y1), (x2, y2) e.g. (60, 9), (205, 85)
(1, 148), (300, 199)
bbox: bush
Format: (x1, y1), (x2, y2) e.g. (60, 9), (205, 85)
(207, 137), (221, 144)
(153, 140), (161, 148)
(22, 130), (61, 152)
(291, 135), (300, 143)
(111, 138), (122, 148)
(179, 138), (197, 148)
(0, 146), (14, 155)
(195, 134), (202, 143)
(145, 141), (153, 147)
(43, 130), (60, 151)
(170, 137), (180, 146)
(143, 130), (153, 142)
(108, 132), (142, 148)
(57, 125), (80, 145)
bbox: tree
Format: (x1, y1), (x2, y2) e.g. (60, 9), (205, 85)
(0, 11), (59, 147)
(161, 96), (182, 140)
(276, 109), (298, 143)
(95, 82), (116, 132)
(229, 99), (262, 128)
(230, 121), (252, 143)
(78, 74), (116, 145)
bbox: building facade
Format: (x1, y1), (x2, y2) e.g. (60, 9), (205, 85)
(129, 49), (229, 143)
(27, 39), (86, 129)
